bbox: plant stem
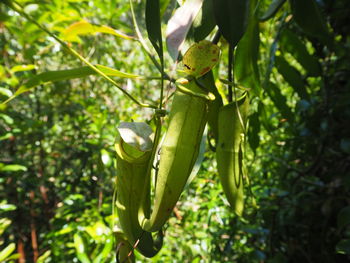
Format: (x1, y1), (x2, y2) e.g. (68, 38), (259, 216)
(228, 44), (234, 102)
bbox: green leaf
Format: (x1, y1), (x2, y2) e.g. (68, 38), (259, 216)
(1, 65), (142, 105)
(92, 238), (113, 263)
(275, 55), (309, 100)
(37, 250), (51, 263)
(234, 0), (260, 94)
(189, 0), (216, 42)
(166, 0), (203, 60)
(73, 234), (91, 263)
(0, 202), (16, 212)
(266, 81), (295, 123)
(146, 0), (163, 61)
(0, 88), (13, 98)
(62, 20), (133, 42)
(10, 64), (36, 73)
(0, 114), (14, 125)
(289, 0), (332, 47)
(336, 239), (350, 255)
(279, 29), (321, 77)
(0, 164), (27, 172)
(213, 0), (250, 48)
(260, 0), (287, 21)
(0, 243), (16, 262)
(0, 218), (12, 236)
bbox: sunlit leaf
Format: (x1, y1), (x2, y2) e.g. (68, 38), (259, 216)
(10, 64), (36, 73)
(92, 238), (113, 263)
(73, 233), (91, 263)
(1, 65), (142, 105)
(63, 20), (133, 42)
(0, 88), (13, 98)
(0, 243), (16, 262)
(0, 202), (16, 212)
(0, 164), (27, 172)
(37, 250), (51, 263)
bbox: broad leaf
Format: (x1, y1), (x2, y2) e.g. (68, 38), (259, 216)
(275, 55), (309, 100)
(279, 29), (321, 77)
(166, 0), (203, 60)
(289, 0), (332, 47)
(212, 0), (250, 48)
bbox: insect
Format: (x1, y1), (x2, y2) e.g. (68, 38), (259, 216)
(184, 64), (191, 70)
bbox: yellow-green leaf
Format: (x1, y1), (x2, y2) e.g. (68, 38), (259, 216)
(10, 64), (36, 73)
(63, 20), (133, 42)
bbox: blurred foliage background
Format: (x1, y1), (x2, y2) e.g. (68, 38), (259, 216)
(1, 0), (350, 262)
